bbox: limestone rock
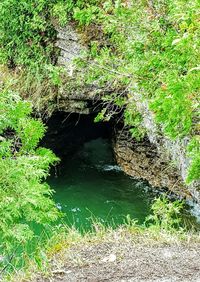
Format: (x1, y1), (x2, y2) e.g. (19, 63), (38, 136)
(113, 131), (190, 199)
(56, 25), (86, 75)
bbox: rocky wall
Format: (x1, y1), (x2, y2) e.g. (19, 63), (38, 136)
(114, 130), (191, 200)
(129, 92), (200, 204)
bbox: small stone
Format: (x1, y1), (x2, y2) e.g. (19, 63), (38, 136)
(102, 254), (116, 263)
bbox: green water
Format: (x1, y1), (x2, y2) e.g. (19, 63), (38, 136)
(49, 138), (155, 230)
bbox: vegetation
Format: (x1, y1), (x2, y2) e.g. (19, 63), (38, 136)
(0, 0), (57, 69)
(0, 89), (60, 271)
(186, 136), (200, 183)
(145, 197), (184, 231)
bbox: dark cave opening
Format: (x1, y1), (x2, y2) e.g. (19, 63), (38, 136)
(42, 111), (113, 158)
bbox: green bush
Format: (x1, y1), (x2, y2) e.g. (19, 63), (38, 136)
(0, 89), (60, 257)
(0, 0), (102, 70)
(186, 136), (200, 183)
(145, 196), (184, 231)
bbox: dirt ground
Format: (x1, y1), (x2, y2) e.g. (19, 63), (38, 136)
(34, 235), (200, 282)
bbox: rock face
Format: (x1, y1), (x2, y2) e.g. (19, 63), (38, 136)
(56, 25), (85, 75)
(55, 25), (104, 114)
(114, 130), (190, 199)
(55, 24), (199, 203)
(129, 93), (200, 204)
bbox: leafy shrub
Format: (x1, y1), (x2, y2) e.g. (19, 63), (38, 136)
(0, 90), (60, 257)
(145, 196), (184, 231)
(0, 0), (55, 69)
(0, 0), (103, 70)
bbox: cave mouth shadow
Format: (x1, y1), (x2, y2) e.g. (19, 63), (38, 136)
(42, 111), (113, 159)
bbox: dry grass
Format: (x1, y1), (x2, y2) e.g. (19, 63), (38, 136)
(6, 224), (200, 282)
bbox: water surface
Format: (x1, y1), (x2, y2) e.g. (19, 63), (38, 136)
(49, 138), (155, 230)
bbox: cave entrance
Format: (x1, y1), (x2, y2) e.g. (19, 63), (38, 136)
(43, 111), (154, 230)
(42, 111), (112, 158)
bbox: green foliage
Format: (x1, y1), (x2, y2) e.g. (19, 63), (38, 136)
(0, 90), (60, 257)
(17, 118), (46, 152)
(124, 105), (146, 141)
(150, 79), (193, 139)
(94, 92), (127, 123)
(0, 0), (54, 68)
(74, 5), (100, 26)
(94, 109), (107, 123)
(0, 91), (32, 133)
(186, 136), (200, 183)
(145, 196), (184, 231)
(51, 1), (74, 26)
(0, 0), (69, 104)
(0, 0), (102, 70)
